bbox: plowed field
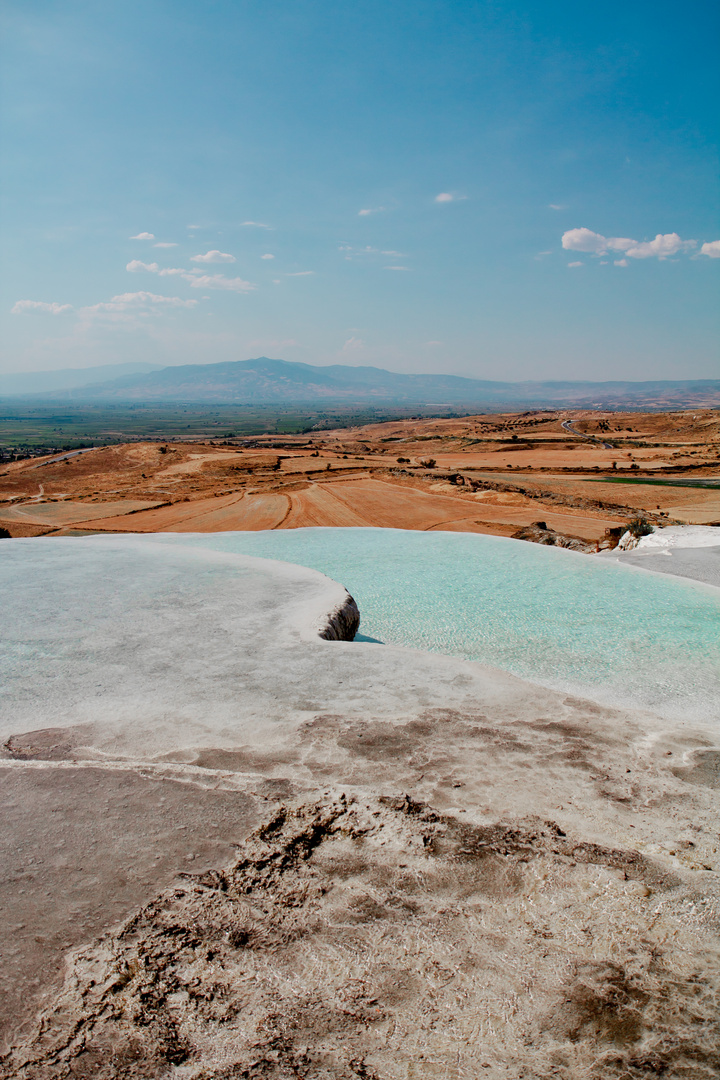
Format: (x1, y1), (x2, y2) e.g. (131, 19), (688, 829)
(0, 499), (162, 526)
(84, 492), (290, 533)
(2, 408), (717, 543)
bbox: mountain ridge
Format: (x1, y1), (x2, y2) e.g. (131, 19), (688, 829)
(3, 357), (719, 409)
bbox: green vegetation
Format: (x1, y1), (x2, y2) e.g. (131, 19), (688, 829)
(585, 476), (720, 490)
(0, 401), (479, 454)
(626, 516), (654, 539)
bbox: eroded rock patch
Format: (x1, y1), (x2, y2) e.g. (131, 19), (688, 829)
(3, 793), (717, 1080)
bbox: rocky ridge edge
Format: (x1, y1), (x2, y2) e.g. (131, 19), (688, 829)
(318, 590), (360, 641)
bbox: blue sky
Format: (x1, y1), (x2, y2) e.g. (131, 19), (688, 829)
(1, 0), (718, 380)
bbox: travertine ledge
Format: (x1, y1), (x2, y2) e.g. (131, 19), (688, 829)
(318, 591), (360, 640)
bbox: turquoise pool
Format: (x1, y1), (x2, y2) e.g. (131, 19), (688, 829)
(149, 529), (719, 723)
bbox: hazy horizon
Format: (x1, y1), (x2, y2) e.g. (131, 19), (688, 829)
(1, 1), (718, 381)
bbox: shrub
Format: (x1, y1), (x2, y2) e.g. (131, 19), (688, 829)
(419, 458), (436, 468)
(626, 516), (654, 538)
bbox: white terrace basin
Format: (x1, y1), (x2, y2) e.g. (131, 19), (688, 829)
(137, 527), (720, 726)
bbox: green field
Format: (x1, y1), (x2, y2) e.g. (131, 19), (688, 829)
(585, 475), (720, 490)
(0, 400), (473, 455)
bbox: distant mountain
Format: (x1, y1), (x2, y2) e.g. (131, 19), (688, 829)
(0, 362), (164, 397)
(8, 357), (720, 409)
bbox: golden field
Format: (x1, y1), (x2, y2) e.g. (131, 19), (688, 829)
(2, 408), (719, 544)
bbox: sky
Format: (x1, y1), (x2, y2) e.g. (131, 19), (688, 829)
(1, 0), (718, 381)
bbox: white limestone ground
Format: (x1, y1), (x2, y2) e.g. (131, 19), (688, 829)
(1, 535), (719, 1078)
(602, 524), (720, 589)
(633, 526), (720, 550)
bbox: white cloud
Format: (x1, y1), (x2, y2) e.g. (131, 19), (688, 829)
(345, 245), (379, 257)
(260, 253), (275, 259)
(129, 232), (155, 240)
(614, 259), (628, 267)
(127, 261), (188, 277)
(113, 291), (197, 307)
(187, 224), (200, 229)
(185, 274), (256, 292)
(191, 250), (236, 264)
(11, 299), (72, 315)
(80, 291), (198, 317)
(240, 221), (271, 228)
(624, 233), (695, 259)
(340, 244), (408, 262)
(425, 340), (443, 346)
(562, 227), (696, 259)
(153, 242), (178, 248)
(358, 207), (385, 216)
(567, 261), (583, 268)
(548, 204), (566, 210)
(562, 228), (618, 254)
(286, 270), (314, 276)
(384, 265), (411, 271)
(126, 260), (159, 273)
(435, 193), (454, 203)
(700, 240), (720, 258)
(341, 336), (364, 352)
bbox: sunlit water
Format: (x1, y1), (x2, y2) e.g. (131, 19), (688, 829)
(145, 529), (720, 724)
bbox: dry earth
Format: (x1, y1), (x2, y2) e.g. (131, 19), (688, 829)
(1, 409), (719, 544)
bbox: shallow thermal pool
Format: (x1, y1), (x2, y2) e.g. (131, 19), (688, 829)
(145, 528), (720, 725)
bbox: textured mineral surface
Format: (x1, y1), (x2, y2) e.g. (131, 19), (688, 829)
(1, 535), (719, 1078)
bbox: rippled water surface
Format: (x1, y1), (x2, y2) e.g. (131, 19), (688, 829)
(150, 529), (720, 723)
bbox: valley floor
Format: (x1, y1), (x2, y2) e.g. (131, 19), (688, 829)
(2, 408), (719, 544)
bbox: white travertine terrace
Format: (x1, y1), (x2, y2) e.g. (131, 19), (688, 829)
(603, 524), (720, 589)
(1, 533), (719, 1076)
(634, 525), (720, 549)
(2, 535), (550, 755)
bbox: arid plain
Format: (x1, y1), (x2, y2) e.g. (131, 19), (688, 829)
(2, 408), (719, 543)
